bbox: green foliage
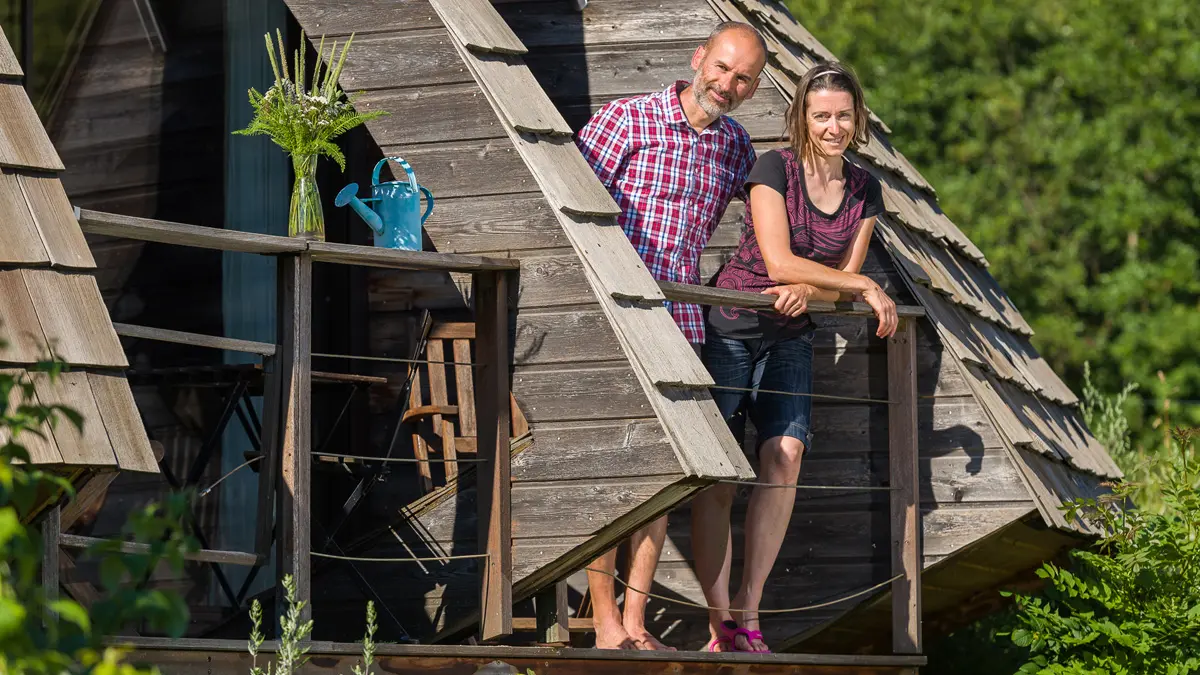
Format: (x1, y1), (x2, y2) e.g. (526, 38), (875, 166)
(1000, 429), (1200, 674)
(247, 576), (375, 675)
(786, 0), (1200, 450)
(0, 335), (195, 674)
(233, 30), (386, 170)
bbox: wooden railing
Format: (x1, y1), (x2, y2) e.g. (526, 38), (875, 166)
(73, 209), (520, 640)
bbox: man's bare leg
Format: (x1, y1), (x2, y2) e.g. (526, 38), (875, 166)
(586, 548), (634, 649)
(692, 483), (737, 651)
(734, 435), (804, 652)
(623, 515), (676, 650)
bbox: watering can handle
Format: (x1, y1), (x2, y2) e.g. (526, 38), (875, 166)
(419, 186), (434, 224)
(373, 156), (419, 193)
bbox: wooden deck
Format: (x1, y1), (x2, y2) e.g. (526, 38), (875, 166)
(122, 637), (924, 674)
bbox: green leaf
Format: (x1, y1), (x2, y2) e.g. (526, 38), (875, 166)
(49, 598), (92, 632)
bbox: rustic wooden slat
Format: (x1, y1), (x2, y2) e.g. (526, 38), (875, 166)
(77, 209), (306, 253)
(86, 371), (157, 473)
(255, 354), (282, 559)
(358, 84), (503, 146)
(334, 30), (472, 92)
(60, 470), (118, 529)
(113, 322), (277, 356)
(0, 82), (65, 171)
(426, 340), (450, 431)
(277, 252), (313, 621)
(452, 40), (570, 135)
(0, 271), (52, 364)
(474, 271), (514, 639)
(511, 420), (681, 483)
(308, 241), (519, 272)
(535, 581), (571, 643)
(498, 0), (717, 48)
(731, 0), (838, 62)
(658, 281), (926, 317)
(0, 26), (22, 77)
(59, 533), (260, 566)
(0, 171), (50, 264)
(422, 193), (567, 253)
(410, 373), (434, 493)
(0, 368), (63, 465)
(378, 140), (535, 200)
(18, 173), (96, 269)
(441, 419), (459, 480)
(21, 269), (127, 368)
(452, 339), (477, 436)
(512, 364), (652, 423)
(41, 504), (61, 600)
(430, 0), (527, 55)
(283, 0), (439, 37)
(511, 307), (624, 365)
(31, 370), (117, 467)
(888, 317), (921, 653)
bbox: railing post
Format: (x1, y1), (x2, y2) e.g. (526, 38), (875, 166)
(535, 580), (570, 645)
(276, 251), (312, 622)
(475, 270), (513, 641)
(41, 503), (60, 602)
(888, 316), (921, 653)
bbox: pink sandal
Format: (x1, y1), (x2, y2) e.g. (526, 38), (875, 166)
(734, 628), (771, 654)
(705, 620), (740, 653)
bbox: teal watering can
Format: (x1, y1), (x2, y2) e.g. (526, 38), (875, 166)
(334, 157), (433, 250)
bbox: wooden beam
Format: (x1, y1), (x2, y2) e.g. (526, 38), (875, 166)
(658, 281), (927, 318)
(113, 323), (277, 356)
(41, 504), (60, 602)
(307, 241), (519, 272)
(534, 581), (570, 644)
(512, 617), (592, 633)
(276, 252), (313, 621)
(255, 354), (282, 560)
(59, 533), (260, 566)
(59, 470), (117, 530)
(76, 209), (306, 254)
(888, 316), (921, 654)
(475, 270), (513, 641)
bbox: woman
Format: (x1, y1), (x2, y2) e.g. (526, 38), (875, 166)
(694, 63), (898, 653)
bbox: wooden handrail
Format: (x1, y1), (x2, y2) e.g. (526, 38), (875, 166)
(59, 533), (261, 567)
(657, 281), (927, 317)
(77, 208), (520, 272)
(113, 323), (277, 356)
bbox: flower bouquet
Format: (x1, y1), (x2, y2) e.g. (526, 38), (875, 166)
(234, 30), (385, 240)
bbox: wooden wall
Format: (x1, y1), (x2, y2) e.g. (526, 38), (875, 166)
(497, 0), (1039, 650)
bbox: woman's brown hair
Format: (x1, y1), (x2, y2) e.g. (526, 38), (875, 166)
(786, 63), (870, 166)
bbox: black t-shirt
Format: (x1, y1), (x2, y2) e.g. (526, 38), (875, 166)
(707, 149), (884, 340)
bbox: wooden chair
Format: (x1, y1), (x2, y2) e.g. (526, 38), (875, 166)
(404, 321), (528, 493)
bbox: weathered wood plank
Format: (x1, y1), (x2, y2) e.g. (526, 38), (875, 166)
(113, 323), (277, 356)
(308, 241), (519, 272)
(888, 317), (921, 653)
(358, 84), (503, 146)
(22, 269), (127, 368)
(335, 30), (473, 91)
(0, 82), (65, 170)
(0, 271), (52, 364)
(810, 396), (1004, 455)
(31, 370), (116, 467)
(474, 271), (514, 640)
(0, 368), (63, 464)
(378, 139), (534, 200)
(498, 0), (718, 47)
(422, 193), (568, 253)
(0, 171), (51, 265)
(41, 505), (60, 601)
(77, 209), (306, 253)
(59, 533), (259, 566)
(0, 25), (22, 77)
(511, 364), (653, 423)
(86, 371), (158, 473)
(283, 0), (440, 37)
(511, 419), (681, 482)
(512, 307), (624, 365)
(277, 253), (313, 621)
(53, 84), (219, 153)
(535, 581), (570, 643)
(658, 282), (925, 318)
(19, 173), (96, 269)
(430, 0), (528, 55)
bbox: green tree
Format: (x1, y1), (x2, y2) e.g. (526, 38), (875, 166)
(786, 0), (1200, 448)
(0, 340), (193, 673)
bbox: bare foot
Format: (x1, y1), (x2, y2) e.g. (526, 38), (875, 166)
(705, 636), (736, 652)
(626, 626), (677, 651)
(594, 621), (636, 650)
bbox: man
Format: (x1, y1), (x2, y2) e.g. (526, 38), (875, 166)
(574, 21), (769, 651)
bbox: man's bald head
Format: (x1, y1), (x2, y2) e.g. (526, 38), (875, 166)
(705, 21), (768, 58)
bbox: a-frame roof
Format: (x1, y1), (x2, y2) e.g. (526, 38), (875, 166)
(0, 27), (156, 478)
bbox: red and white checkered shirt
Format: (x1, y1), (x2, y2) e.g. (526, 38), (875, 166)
(576, 81), (757, 343)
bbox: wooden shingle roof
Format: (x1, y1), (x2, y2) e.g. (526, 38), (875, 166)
(712, 0), (1118, 531)
(0, 26), (156, 475)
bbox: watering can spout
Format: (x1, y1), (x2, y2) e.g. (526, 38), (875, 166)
(335, 183), (383, 234)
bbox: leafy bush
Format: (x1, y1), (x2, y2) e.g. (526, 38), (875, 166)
(0, 338), (193, 674)
(1002, 428), (1200, 674)
(247, 575), (376, 675)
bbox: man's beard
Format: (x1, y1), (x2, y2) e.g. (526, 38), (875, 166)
(692, 74), (738, 117)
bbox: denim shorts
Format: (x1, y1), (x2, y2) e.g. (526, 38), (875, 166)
(702, 331), (815, 452)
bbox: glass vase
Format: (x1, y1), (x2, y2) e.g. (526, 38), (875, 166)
(289, 152), (324, 241)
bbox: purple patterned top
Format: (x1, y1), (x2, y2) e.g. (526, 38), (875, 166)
(707, 148), (883, 340)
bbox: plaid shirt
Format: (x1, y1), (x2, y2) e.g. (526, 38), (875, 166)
(576, 81), (757, 343)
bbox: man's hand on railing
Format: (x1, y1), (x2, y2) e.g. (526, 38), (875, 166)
(761, 283), (816, 317)
(862, 285), (899, 338)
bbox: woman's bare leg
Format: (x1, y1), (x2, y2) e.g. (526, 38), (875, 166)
(734, 435), (804, 652)
(586, 548), (634, 649)
(691, 483), (737, 651)
(622, 515), (675, 650)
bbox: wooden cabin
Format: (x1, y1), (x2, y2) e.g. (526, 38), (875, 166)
(14, 0), (1120, 671)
